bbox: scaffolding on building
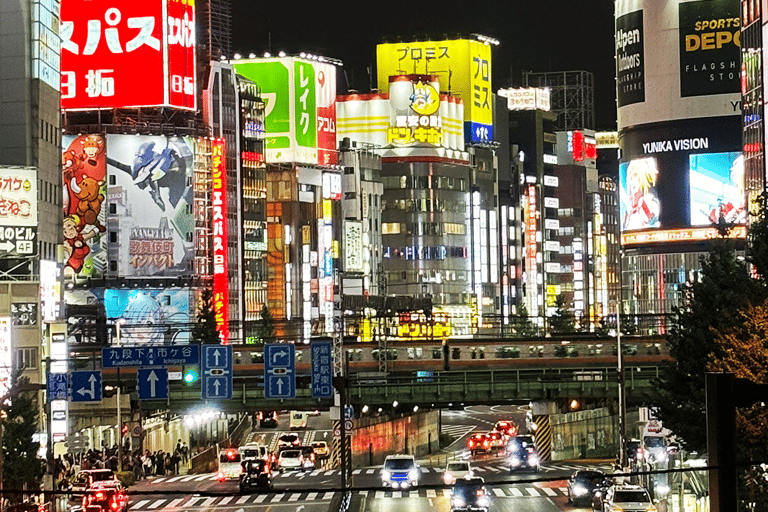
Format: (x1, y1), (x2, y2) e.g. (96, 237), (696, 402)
(523, 70), (595, 131)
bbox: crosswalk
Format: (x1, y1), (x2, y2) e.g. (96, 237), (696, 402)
(440, 424), (476, 439)
(129, 485), (571, 509)
(149, 461), (611, 485)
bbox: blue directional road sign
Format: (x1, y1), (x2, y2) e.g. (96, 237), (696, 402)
(264, 344), (295, 399)
(310, 341), (333, 399)
(202, 345), (232, 399)
(137, 368), (168, 400)
(71, 371), (102, 402)
(102, 345), (200, 368)
(47, 373), (68, 401)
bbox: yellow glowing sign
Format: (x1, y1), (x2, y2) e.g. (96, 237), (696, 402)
(621, 226), (746, 245)
(377, 39), (493, 129)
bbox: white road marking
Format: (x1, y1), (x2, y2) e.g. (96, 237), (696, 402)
(543, 487), (558, 496)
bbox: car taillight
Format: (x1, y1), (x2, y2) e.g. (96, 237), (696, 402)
(484, 441), (489, 446)
(468, 441), (474, 447)
(110, 501), (119, 510)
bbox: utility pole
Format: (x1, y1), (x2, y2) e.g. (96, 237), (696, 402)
(616, 250), (628, 468)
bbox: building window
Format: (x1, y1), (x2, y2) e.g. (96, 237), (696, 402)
(16, 348), (38, 370)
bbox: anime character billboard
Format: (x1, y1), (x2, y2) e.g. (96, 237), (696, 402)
(689, 152), (745, 226)
(620, 156), (661, 231)
(62, 134), (107, 278)
(106, 134), (194, 277)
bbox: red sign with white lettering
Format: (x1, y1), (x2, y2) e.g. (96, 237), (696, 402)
(60, 0), (196, 111)
(211, 139), (229, 344)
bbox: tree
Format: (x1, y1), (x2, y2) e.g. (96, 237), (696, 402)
(654, 234), (755, 453)
(512, 304), (540, 337)
(2, 376), (44, 502)
(192, 287), (220, 344)
(252, 306), (275, 344)
(548, 294), (575, 334)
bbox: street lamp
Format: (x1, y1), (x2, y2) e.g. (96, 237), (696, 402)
(115, 320), (124, 471)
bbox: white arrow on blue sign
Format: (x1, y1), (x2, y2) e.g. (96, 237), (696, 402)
(137, 368), (168, 400)
(71, 371), (102, 402)
(202, 345), (232, 399)
(264, 344), (295, 399)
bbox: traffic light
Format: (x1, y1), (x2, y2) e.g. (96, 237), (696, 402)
(183, 365), (200, 384)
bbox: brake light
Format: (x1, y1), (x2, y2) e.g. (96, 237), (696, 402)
(468, 441), (474, 447)
(95, 492), (105, 500)
(110, 501), (119, 510)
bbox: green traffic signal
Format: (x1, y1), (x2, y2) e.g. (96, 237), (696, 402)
(183, 365), (200, 384)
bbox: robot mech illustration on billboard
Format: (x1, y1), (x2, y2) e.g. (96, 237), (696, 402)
(106, 134), (195, 277)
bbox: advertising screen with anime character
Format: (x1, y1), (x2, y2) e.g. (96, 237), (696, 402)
(62, 134), (107, 278)
(689, 152), (745, 226)
(620, 156), (661, 231)
(67, 288), (190, 345)
(106, 134), (194, 277)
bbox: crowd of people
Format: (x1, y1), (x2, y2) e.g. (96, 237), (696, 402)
(54, 441), (191, 488)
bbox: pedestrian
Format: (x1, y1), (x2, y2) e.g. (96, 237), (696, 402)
(156, 450), (164, 476)
(181, 442), (188, 464)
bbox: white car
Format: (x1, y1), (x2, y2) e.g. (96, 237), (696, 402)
(443, 461), (473, 485)
(278, 449), (305, 472)
(381, 455), (419, 489)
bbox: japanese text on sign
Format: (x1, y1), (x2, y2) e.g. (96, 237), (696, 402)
(311, 341), (333, 398)
(211, 139), (229, 343)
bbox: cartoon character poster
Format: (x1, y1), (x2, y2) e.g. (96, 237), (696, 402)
(62, 134), (107, 278)
(689, 152), (745, 226)
(105, 135), (195, 277)
(620, 156), (661, 231)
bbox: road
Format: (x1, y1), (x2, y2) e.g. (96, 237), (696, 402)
(120, 405), (610, 512)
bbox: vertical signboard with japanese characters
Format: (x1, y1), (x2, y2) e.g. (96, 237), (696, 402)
(311, 341), (333, 399)
(33, 0), (61, 90)
(0, 319), (9, 398)
(232, 57), (337, 165)
(0, 167), (38, 259)
(60, 0), (196, 110)
(376, 39), (493, 144)
(105, 134), (194, 277)
(315, 62), (337, 165)
(211, 138), (229, 343)
(615, 9), (645, 107)
(62, 135), (106, 278)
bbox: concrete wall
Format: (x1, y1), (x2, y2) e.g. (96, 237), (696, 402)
(550, 407), (618, 460)
(351, 410), (439, 467)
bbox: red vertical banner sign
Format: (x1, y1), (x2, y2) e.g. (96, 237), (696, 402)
(211, 138), (229, 343)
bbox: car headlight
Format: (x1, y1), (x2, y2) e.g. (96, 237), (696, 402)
(655, 484), (670, 495)
(444, 473), (454, 484)
(408, 469), (419, 481)
(451, 496), (465, 507)
(572, 484), (588, 496)
(509, 456), (520, 466)
(381, 470), (390, 481)
(529, 455), (539, 466)
(477, 496), (490, 507)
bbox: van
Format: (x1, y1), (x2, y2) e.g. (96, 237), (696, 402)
(289, 411), (308, 429)
(239, 443), (269, 462)
(217, 447), (242, 482)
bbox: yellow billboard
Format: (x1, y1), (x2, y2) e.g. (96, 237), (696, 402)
(376, 39), (493, 144)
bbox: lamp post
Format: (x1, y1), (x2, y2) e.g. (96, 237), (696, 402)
(115, 321), (123, 472)
(617, 251), (628, 468)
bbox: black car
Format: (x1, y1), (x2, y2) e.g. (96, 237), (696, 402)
(258, 411), (278, 428)
(507, 435), (540, 472)
(567, 470), (611, 507)
(450, 477), (490, 512)
(239, 460), (273, 492)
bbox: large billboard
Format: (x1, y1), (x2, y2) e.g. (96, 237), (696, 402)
(0, 167), (37, 259)
(678, 0), (740, 97)
(232, 58), (337, 165)
(619, 116), (743, 239)
(376, 39), (493, 144)
(62, 135), (106, 277)
(60, 0), (196, 110)
(336, 75), (467, 162)
(615, 9), (645, 107)
(67, 288), (190, 344)
(615, 0), (741, 127)
(105, 134), (195, 276)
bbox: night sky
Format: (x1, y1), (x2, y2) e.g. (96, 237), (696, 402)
(230, 1), (618, 130)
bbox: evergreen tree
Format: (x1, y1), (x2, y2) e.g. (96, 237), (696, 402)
(192, 288), (220, 344)
(253, 306), (276, 344)
(654, 234), (754, 452)
(548, 294), (575, 334)
(513, 304), (540, 337)
(2, 377), (43, 501)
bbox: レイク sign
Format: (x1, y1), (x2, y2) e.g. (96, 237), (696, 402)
(211, 139), (229, 343)
(60, 0), (196, 110)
